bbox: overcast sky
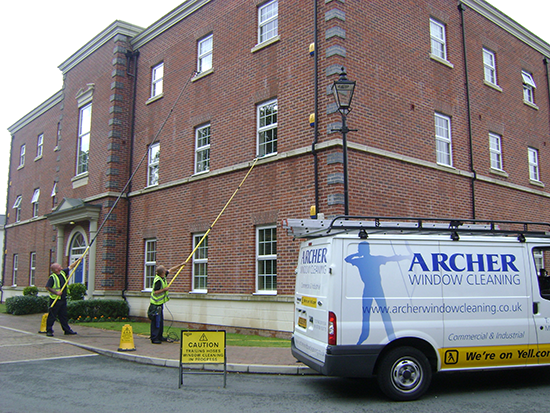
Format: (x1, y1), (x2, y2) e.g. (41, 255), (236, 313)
(1, 0), (548, 216)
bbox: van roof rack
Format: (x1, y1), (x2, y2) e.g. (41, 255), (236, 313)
(281, 216), (550, 241)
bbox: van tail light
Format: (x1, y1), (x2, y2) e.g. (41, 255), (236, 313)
(328, 311), (337, 345)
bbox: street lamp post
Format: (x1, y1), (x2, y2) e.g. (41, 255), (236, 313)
(331, 67), (356, 216)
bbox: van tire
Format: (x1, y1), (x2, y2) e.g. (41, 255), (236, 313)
(377, 346), (432, 401)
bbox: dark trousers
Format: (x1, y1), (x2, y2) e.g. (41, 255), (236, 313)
(150, 304), (164, 342)
(47, 298), (72, 334)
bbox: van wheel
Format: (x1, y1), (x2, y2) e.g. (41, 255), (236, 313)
(377, 346), (432, 401)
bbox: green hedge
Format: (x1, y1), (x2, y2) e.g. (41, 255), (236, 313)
(67, 299), (129, 320)
(5, 296), (129, 319)
(5, 296), (48, 315)
(67, 283), (86, 301)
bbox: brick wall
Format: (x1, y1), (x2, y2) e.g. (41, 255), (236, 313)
(5, 0), (550, 329)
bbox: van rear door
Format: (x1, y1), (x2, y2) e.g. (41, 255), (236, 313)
(293, 239), (333, 363)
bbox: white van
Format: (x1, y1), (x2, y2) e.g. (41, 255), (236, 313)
(283, 216), (550, 401)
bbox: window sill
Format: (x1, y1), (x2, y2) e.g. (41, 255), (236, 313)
(530, 179), (545, 188)
(253, 291), (277, 296)
(251, 35), (280, 53)
(146, 93), (164, 105)
(483, 80), (502, 92)
(258, 152), (277, 159)
(436, 162), (455, 170)
(190, 290), (208, 294)
(523, 100), (539, 110)
(429, 53), (454, 69)
(490, 168), (508, 178)
(193, 170), (210, 176)
(191, 68), (214, 82)
(72, 172), (89, 189)
(34, 155), (43, 162)
(54, 146), (60, 152)
(146, 182), (159, 189)
(17, 164), (24, 170)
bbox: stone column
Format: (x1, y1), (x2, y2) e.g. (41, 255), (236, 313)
(88, 219), (98, 296)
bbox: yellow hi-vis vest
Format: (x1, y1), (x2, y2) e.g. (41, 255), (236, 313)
(150, 275), (169, 305)
(49, 271), (68, 300)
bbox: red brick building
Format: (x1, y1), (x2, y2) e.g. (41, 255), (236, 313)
(4, 0), (550, 334)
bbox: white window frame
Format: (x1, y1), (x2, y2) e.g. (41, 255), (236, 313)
(51, 181), (57, 208)
(257, 99), (278, 157)
(195, 124), (211, 174)
(258, 0), (278, 44)
(29, 252), (36, 286)
(144, 239), (157, 290)
(77, 103), (91, 175)
(430, 18), (447, 61)
(256, 225), (277, 293)
(435, 113), (452, 167)
(55, 122), (61, 149)
(13, 195), (22, 223)
(522, 70), (536, 104)
(19, 144), (25, 168)
(192, 233), (208, 292)
(31, 188), (40, 218)
(483, 48), (497, 85)
(147, 142), (160, 187)
(12, 254), (18, 286)
(529, 147), (540, 182)
(36, 133), (44, 159)
(489, 132), (503, 171)
(151, 63), (164, 98)
(197, 34), (213, 74)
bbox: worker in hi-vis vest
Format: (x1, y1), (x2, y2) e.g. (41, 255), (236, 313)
(45, 261), (79, 337)
(149, 265), (178, 344)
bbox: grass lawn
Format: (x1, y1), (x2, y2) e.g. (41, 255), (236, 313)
(74, 320), (290, 348)
(0, 303), (290, 348)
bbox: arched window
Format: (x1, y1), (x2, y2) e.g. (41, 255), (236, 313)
(70, 232), (87, 285)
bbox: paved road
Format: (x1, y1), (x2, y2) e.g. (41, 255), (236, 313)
(3, 352), (550, 413)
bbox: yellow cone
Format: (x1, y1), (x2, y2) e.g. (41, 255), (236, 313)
(38, 313), (48, 333)
(118, 324), (136, 351)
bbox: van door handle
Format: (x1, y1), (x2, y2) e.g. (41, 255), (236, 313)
(533, 302), (539, 314)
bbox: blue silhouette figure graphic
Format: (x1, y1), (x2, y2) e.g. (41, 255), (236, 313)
(345, 241), (409, 344)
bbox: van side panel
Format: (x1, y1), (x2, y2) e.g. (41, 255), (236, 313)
(341, 239), (444, 349)
(439, 241), (535, 370)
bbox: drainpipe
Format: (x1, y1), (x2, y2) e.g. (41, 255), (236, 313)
(544, 57), (550, 136)
(458, 2), (477, 219)
(1, 136), (14, 299)
(122, 50), (140, 301)
(312, 0), (320, 217)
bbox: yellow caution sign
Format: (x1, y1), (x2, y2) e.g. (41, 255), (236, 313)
(38, 313), (48, 333)
(118, 324), (136, 351)
(181, 331), (225, 363)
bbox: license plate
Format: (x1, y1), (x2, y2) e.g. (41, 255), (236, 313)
(298, 316), (307, 329)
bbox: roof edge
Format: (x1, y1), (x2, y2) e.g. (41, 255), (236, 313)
(8, 90), (64, 135)
(58, 20), (144, 74)
(131, 0), (212, 49)
(464, 0), (550, 57)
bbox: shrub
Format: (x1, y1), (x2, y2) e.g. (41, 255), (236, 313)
(67, 283), (86, 301)
(6, 295), (48, 315)
(67, 299), (129, 320)
(23, 286), (39, 296)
